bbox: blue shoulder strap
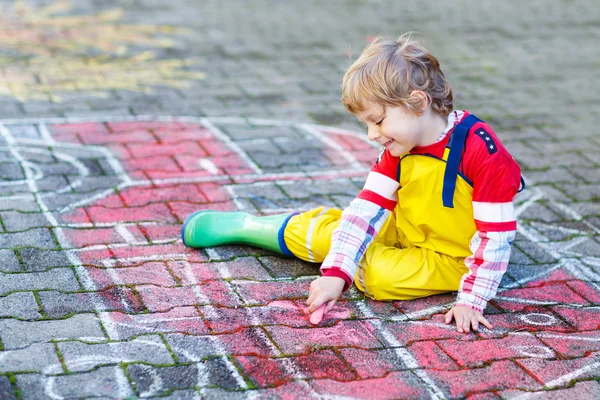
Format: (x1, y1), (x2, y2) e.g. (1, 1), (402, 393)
(442, 114), (482, 208)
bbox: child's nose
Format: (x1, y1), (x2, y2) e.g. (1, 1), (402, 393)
(367, 127), (380, 141)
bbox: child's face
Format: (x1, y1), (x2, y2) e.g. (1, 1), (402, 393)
(357, 102), (425, 157)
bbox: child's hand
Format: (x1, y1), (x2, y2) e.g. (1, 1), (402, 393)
(444, 305), (493, 333)
(306, 276), (345, 314)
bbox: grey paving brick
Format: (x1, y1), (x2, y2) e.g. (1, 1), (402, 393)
(38, 287), (145, 318)
(17, 249), (72, 272)
(0, 162), (25, 180)
(259, 256), (318, 279)
(58, 335), (173, 372)
(220, 125), (303, 141)
(0, 195), (40, 212)
(17, 366), (135, 399)
(505, 263), (560, 287)
(280, 179), (360, 198)
(0, 292), (42, 320)
(0, 343), (60, 374)
(0, 228), (57, 249)
(562, 183), (600, 202)
(147, 389), (201, 400)
(508, 246), (537, 265)
(0, 376), (15, 400)
(127, 358), (240, 396)
(8, 125), (41, 139)
(0, 249), (22, 272)
(165, 329), (274, 362)
(513, 241), (559, 264)
(0, 212), (49, 232)
(569, 238), (600, 258)
(0, 314), (105, 350)
(0, 268), (80, 296)
(525, 168), (582, 185)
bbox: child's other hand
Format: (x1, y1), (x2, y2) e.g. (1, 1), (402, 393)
(444, 305), (493, 333)
(306, 276), (345, 314)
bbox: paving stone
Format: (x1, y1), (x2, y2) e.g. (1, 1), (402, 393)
(58, 335), (174, 372)
(537, 330), (600, 357)
(100, 307), (208, 340)
(0, 212), (49, 232)
(137, 280), (243, 311)
(16, 366), (135, 399)
(0, 376), (15, 400)
(494, 282), (590, 313)
(17, 248), (72, 271)
(311, 370), (429, 399)
(512, 241), (559, 264)
(147, 389), (201, 400)
(0, 314), (105, 349)
(265, 320), (382, 355)
(500, 380), (600, 400)
(128, 358), (241, 395)
(516, 351), (600, 387)
(0, 228), (57, 250)
(231, 278), (311, 305)
(169, 257), (272, 282)
(437, 332), (555, 367)
(201, 381), (314, 400)
(236, 349), (356, 387)
(0, 268), (80, 296)
(338, 348), (412, 379)
(165, 328), (277, 361)
(383, 320), (471, 346)
(0, 249), (22, 272)
(484, 309), (573, 333)
(428, 360), (542, 398)
(0, 292), (42, 320)
(0, 162), (25, 180)
(0, 343), (60, 374)
(258, 256), (317, 279)
(38, 287), (145, 318)
(566, 280), (600, 304)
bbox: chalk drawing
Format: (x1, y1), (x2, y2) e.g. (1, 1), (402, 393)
(0, 1), (205, 102)
(1, 115), (599, 396)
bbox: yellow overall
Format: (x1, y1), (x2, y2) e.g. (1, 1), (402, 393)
(283, 116), (480, 301)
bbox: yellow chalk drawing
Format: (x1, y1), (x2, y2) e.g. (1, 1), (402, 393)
(0, 1), (205, 102)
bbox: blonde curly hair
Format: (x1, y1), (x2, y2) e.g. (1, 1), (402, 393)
(342, 33), (453, 117)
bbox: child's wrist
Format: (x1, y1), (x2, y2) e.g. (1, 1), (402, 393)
(321, 269), (352, 291)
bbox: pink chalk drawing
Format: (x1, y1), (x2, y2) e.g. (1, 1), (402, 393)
(1, 115), (598, 397)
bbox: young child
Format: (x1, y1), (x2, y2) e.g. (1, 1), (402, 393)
(182, 33), (523, 333)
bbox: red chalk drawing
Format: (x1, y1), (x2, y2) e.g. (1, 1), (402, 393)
(2, 116), (599, 397)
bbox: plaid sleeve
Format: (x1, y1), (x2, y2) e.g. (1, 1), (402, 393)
(321, 198), (391, 290)
(455, 229), (516, 312)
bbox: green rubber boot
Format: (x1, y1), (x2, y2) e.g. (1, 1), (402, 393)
(181, 210), (295, 256)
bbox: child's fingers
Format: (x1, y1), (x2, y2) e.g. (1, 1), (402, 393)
(462, 316), (471, 333)
(307, 298), (325, 313)
(324, 298), (337, 313)
(479, 315), (493, 330)
(471, 315), (479, 331)
(444, 309), (453, 324)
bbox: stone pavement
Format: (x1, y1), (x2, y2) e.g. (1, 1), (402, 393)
(0, 0), (599, 398)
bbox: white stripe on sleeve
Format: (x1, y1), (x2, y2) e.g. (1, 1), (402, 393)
(472, 201), (516, 223)
(362, 171), (399, 202)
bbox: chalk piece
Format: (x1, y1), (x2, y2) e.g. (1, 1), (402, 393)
(310, 304), (326, 325)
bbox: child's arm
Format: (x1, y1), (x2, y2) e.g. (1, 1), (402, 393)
(319, 197), (393, 289)
(446, 120), (522, 332)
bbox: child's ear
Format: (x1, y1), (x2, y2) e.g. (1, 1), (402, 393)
(410, 90), (430, 115)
